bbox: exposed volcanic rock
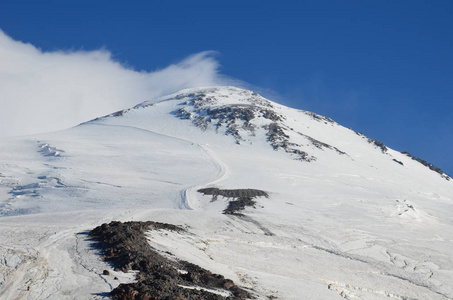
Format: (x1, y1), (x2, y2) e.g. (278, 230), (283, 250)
(90, 221), (251, 300)
(265, 122), (316, 161)
(367, 138), (388, 153)
(198, 188), (269, 215)
(393, 159), (404, 166)
(303, 134), (346, 155)
(304, 111), (336, 124)
(85, 102), (155, 123)
(171, 89), (330, 161)
(354, 131), (388, 153)
(402, 151), (451, 180)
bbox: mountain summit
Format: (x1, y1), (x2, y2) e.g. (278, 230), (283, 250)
(0, 86), (452, 299)
(95, 86), (450, 180)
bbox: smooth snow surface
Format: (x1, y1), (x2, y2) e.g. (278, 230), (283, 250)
(0, 86), (452, 299)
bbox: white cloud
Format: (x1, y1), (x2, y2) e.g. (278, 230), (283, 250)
(0, 30), (231, 137)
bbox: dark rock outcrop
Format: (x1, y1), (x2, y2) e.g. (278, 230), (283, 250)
(172, 90), (323, 162)
(198, 188), (268, 215)
(90, 221), (251, 300)
(402, 151), (450, 180)
(393, 159), (404, 166)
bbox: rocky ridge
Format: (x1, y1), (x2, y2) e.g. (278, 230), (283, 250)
(402, 151), (451, 180)
(171, 87), (345, 162)
(90, 221), (251, 300)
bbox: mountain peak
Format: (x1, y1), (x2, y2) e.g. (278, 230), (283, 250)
(87, 86), (450, 180)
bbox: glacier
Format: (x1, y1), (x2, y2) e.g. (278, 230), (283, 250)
(0, 86), (452, 299)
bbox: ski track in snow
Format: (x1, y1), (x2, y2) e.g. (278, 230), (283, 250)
(182, 143), (229, 210)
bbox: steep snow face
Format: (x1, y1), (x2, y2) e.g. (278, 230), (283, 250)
(0, 86), (452, 299)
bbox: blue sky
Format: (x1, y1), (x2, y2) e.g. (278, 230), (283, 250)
(1, 1), (452, 175)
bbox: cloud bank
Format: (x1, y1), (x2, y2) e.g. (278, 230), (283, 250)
(0, 30), (231, 137)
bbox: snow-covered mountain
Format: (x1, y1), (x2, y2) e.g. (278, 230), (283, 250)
(0, 86), (452, 299)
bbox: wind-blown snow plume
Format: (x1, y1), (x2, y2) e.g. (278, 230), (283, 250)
(0, 30), (229, 137)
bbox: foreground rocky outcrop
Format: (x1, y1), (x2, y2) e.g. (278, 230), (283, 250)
(90, 221), (251, 300)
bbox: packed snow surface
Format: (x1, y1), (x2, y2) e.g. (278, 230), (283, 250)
(0, 86), (452, 299)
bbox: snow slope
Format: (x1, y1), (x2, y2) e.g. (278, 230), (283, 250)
(0, 86), (452, 299)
